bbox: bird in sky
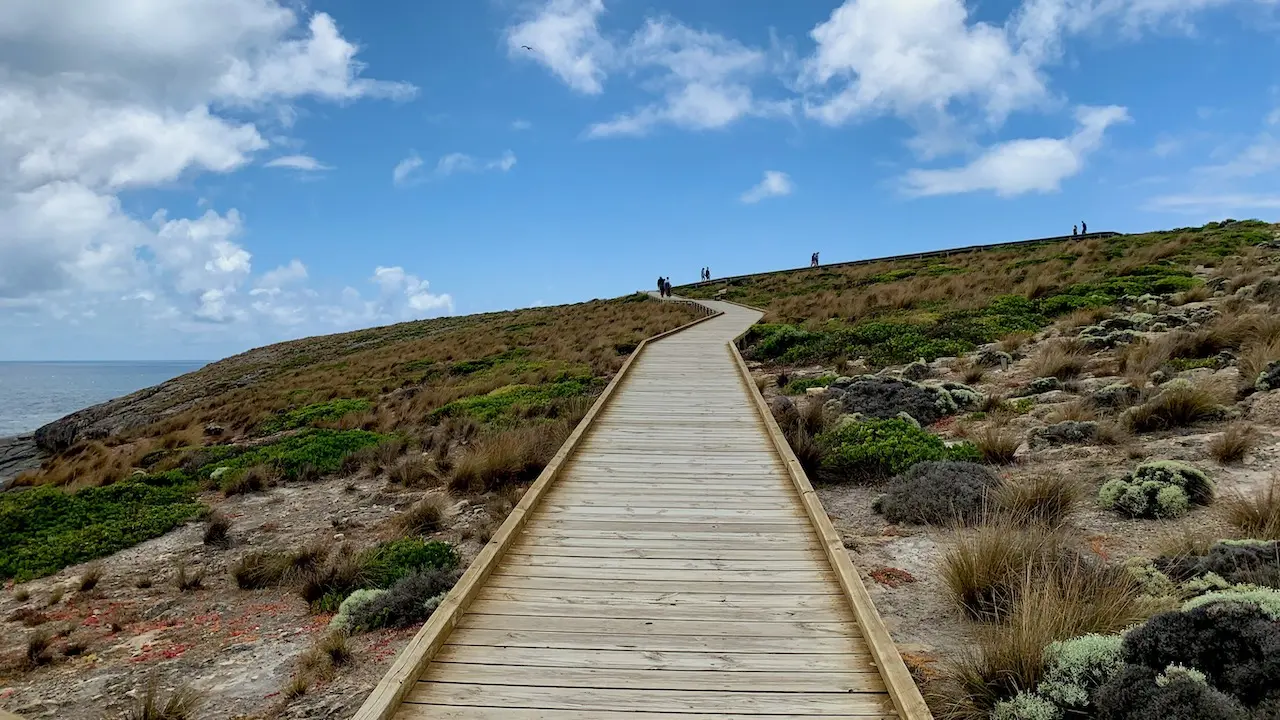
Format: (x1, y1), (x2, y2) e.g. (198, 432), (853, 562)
(521, 45), (533, 50)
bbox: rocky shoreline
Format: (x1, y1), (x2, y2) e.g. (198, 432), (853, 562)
(0, 434), (40, 490)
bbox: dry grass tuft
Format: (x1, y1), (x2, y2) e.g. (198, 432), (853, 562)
(974, 425), (1020, 465)
(395, 494), (450, 537)
(77, 563), (103, 592)
(448, 422), (564, 495)
(25, 628), (55, 668)
(993, 474), (1080, 527)
(203, 511), (232, 548)
(125, 679), (204, 720)
(1224, 476), (1280, 540)
(1123, 380), (1225, 432)
(1046, 399), (1096, 423)
(943, 562), (1146, 717)
(1239, 337), (1280, 388)
(173, 562), (204, 592)
(1207, 422), (1259, 464)
(1029, 339), (1089, 380)
(998, 331), (1034, 354)
(941, 524), (1073, 621)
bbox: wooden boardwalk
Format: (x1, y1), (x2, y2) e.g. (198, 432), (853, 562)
(355, 300), (930, 720)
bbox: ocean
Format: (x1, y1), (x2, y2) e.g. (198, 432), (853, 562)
(0, 362), (205, 437)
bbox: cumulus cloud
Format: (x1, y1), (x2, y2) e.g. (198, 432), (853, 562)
(0, 0), (428, 354)
(392, 152), (423, 186)
(507, 0), (612, 94)
(740, 171), (794, 204)
(586, 18), (790, 138)
(265, 154), (331, 171)
(902, 105), (1130, 197)
(1145, 193), (1280, 212)
(371, 266), (454, 314)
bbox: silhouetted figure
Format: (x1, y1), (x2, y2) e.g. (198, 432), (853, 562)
(663, 278), (672, 297)
(657, 276), (664, 294)
(706, 267), (711, 281)
(810, 252), (819, 267)
(1081, 221), (1087, 234)
(1073, 225), (1078, 236)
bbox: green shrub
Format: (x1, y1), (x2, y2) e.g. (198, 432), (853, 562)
(361, 538), (459, 589)
(343, 568), (458, 633)
(259, 399), (372, 434)
(1098, 461), (1213, 519)
(816, 418), (978, 483)
(0, 479), (204, 581)
(431, 378), (596, 423)
(202, 429), (384, 482)
(873, 461), (1000, 525)
(783, 376), (837, 395)
(329, 588), (387, 632)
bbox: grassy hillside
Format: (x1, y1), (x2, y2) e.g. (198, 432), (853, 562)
(684, 220), (1274, 367)
(702, 219), (1280, 719)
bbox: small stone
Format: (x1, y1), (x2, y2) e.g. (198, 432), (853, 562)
(975, 349), (1013, 368)
(203, 423), (226, 437)
(901, 360), (931, 381)
(805, 386), (828, 397)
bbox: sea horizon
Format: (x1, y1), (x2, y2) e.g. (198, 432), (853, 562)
(0, 360), (205, 437)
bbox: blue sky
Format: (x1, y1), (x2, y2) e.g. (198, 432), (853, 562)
(1, 0), (1278, 361)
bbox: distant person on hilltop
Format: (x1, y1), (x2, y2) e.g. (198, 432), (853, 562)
(657, 276), (664, 295)
(663, 278), (672, 297)
(1082, 221), (1088, 234)
(811, 252), (819, 267)
(1073, 225), (1078, 236)
(706, 267), (711, 280)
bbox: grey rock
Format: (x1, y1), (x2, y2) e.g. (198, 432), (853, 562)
(901, 360), (931, 381)
(1026, 377), (1062, 395)
(975, 348), (1013, 368)
(1029, 420), (1098, 448)
(204, 423), (226, 436)
(1093, 383), (1141, 409)
(834, 376), (958, 425)
(0, 433), (42, 490)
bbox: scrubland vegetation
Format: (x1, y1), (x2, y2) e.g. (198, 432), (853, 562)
(718, 220), (1280, 719)
(0, 294), (700, 717)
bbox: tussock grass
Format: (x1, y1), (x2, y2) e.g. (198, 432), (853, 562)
(125, 679), (203, 720)
(203, 511), (232, 548)
(395, 495), (450, 537)
(1208, 423), (1259, 464)
(25, 628), (55, 668)
(974, 425), (1020, 465)
(993, 474), (1080, 527)
(1046, 399), (1096, 423)
(1029, 339), (1089, 380)
(944, 563), (1146, 717)
(1123, 380), (1226, 432)
(998, 331), (1034, 354)
(77, 563), (102, 592)
(941, 524), (1074, 621)
(1225, 476), (1280, 540)
(173, 562), (204, 592)
(448, 421), (567, 495)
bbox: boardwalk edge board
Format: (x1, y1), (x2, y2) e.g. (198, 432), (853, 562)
(350, 307), (724, 720)
(722, 298), (934, 720)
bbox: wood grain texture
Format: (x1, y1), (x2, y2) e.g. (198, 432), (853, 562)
(357, 298), (928, 720)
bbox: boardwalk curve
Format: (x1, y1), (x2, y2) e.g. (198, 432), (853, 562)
(353, 300), (930, 720)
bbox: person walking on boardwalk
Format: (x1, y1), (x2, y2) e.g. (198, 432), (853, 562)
(1073, 224), (1078, 236)
(657, 275), (665, 295)
(706, 266), (711, 281)
(663, 277), (672, 297)
(1081, 221), (1087, 234)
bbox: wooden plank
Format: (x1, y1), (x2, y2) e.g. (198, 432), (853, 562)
(350, 309), (725, 720)
(515, 530), (825, 547)
(484, 576), (840, 595)
(727, 332), (933, 720)
(505, 544), (825, 561)
(460, 614), (860, 637)
(473, 588), (851, 610)
(533, 520), (811, 533)
(501, 554), (827, 570)
(397, 705), (898, 720)
(403, 683), (896, 715)
(425, 646), (874, 673)
(445, 628), (864, 654)
(534, 505), (805, 519)
(465, 599), (853, 624)
(493, 566), (830, 583)
(421, 663), (886, 693)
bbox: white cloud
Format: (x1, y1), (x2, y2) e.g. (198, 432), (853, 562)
(903, 104), (1130, 197)
(587, 18), (789, 138)
(371, 266), (454, 315)
(802, 0), (1047, 135)
(392, 151), (423, 186)
(252, 259), (308, 296)
(1146, 193), (1280, 212)
(1201, 134), (1280, 179)
(0, 0), (419, 349)
(740, 171), (794, 204)
(507, 0), (611, 94)
(435, 151), (518, 177)
(512, 119), (533, 130)
(265, 154), (331, 171)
